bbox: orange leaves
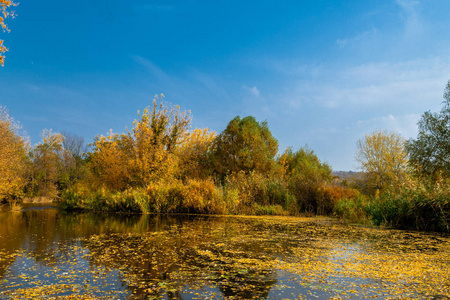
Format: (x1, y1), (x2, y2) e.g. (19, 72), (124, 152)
(87, 95), (192, 191)
(89, 131), (130, 191)
(0, 0), (16, 66)
(0, 32), (6, 66)
(319, 185), (359, 202)
(0, 106), (27, 200)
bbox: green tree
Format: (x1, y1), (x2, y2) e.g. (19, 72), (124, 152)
(406, 81), (450, 177)
(279, 146), (332, 212)
(356, 130), (408, 192)
(211, 116), (278, 180)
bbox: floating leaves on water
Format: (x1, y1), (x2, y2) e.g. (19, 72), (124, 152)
(0, 215), (449, 299)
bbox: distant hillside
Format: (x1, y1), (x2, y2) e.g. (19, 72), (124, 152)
(332, 171), (364, 184)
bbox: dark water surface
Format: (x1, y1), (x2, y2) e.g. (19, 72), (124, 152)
(0, 204), (449, 299)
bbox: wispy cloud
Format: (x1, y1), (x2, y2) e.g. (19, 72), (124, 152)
(243, 85), (260, 97)
(131, 55), (172, 83)
(336, 28), (378, 48)
(274, 56), (450, 113)
(356, 113), (421, 138)
(396, 0), (423, 38)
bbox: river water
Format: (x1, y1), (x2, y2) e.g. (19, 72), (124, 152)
(0, 204), (449, 299)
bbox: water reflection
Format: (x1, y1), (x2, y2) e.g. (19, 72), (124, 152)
(0, 206), (449, 299)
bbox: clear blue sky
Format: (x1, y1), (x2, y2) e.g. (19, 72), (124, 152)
(1, 0), (450, 170)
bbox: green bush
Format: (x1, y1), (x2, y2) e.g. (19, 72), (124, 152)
(334, 195), (368, 224)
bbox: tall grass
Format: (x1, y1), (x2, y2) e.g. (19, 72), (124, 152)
(224, 171), (296, 214)
(366, 182), (450, 232)
(334, 179), (450, 232)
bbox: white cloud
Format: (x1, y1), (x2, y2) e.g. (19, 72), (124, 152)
(396, 0), (423, 38)
(336, 28), (378, 48)
(252, 55), (450, 170)
(278, 56), (450, 112)
(356, 113), (421, 138)
(243, 85), (260, 97)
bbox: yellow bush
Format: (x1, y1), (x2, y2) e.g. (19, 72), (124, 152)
(182, 179), (225, 214)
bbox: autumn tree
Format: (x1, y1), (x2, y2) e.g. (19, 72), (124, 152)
(211, 116), (278, 180)
(0, 106), (27, 201)
(177, 128), (216, 180)
(406, 81), (450, 178)
(0, 0), (17, 66)
(87, 95), (191, 190)
(127, 94), (191, 185)
(88, 131), (131, 191)
(28, 129), (64, 199)
(356, 130), (408, 192)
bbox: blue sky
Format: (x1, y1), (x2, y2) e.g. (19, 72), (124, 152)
(1, 0), (450, 170)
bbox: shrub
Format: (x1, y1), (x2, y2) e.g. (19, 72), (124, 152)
(222, 187), (241, 214)
(317, 185), (360, 215)
(145, 180), (184, 213)
(334, 195), (369, 224)
(253, 203), (285, 215)
(182, 178), (225, 214)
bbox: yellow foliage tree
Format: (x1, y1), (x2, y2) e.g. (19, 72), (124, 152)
(88, 131), (131, 191)
(356, 130), (408, 192)
(0, 0), (17, 66)
(127, 94), (191, 185)
(177, 128), (216, 180)
(0, 106), (27, 200)
(88, 95), (191, 191)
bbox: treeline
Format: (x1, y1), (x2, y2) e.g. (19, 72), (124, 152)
(1, 81), (450, 232)
(0, 95), (355, 217)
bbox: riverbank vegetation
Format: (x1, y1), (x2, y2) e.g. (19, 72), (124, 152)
(2, 83), (450, 232)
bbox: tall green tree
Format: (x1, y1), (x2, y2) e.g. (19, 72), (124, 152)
(211, 116), (278, 180)
(406, 81), (450, 177)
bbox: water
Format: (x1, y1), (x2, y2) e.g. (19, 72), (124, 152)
(0, 204), (449, 299)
